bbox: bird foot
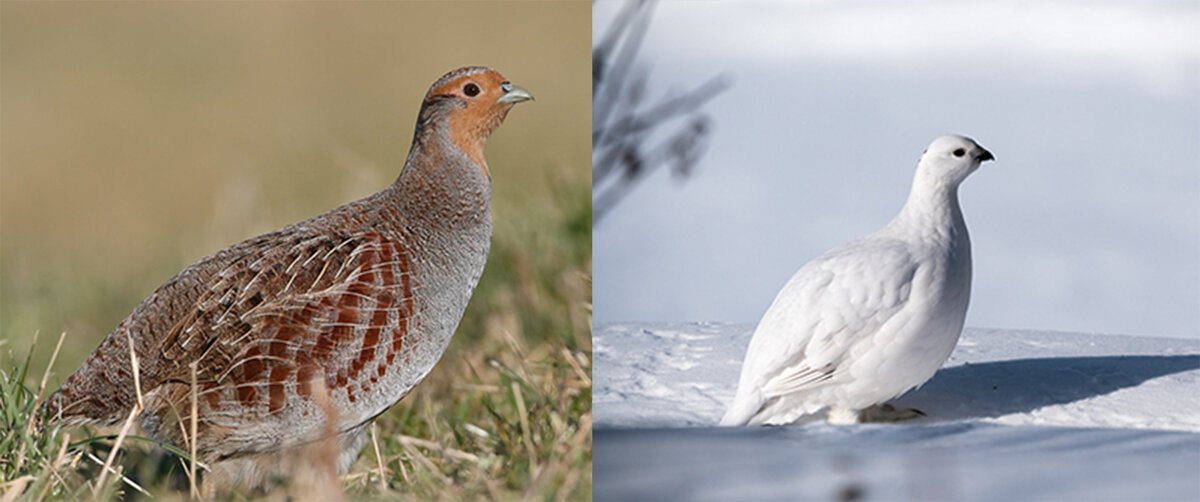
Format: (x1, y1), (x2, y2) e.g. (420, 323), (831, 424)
(858, 403), (926, 423)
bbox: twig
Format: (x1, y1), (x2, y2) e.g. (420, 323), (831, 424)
(592, 0), (656, 137)
(591, 0), (729, 223)
(595, 74), (730, 148)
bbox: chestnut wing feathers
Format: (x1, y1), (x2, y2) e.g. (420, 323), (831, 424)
(51, 228), (415, 428)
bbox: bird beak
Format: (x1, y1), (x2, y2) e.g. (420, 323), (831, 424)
(497, 83), (533, 104)
(977, 148), (995, 162)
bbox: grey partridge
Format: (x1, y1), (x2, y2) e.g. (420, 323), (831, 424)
(43, 66), (532, 491)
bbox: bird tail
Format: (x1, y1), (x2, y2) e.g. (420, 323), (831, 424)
(39, 385), (123, 428)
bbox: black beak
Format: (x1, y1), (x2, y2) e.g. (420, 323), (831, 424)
(977, 148), (995, 162)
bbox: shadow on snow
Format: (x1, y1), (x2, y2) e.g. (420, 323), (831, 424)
(892, 354), (1200, 421)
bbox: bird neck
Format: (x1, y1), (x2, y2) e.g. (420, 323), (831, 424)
(448, 105), (510, 179)
(389, 130), (492, 227)
(892, 175), (966, 241)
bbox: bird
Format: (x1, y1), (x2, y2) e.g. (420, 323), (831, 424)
(42, 66), (532, 492)
(720, 135), (994, 426)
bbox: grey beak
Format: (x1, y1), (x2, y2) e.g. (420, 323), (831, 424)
(977, 148), (995, 162)
(497, 84), (533, 104)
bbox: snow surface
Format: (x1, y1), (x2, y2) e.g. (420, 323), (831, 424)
(594, 323), (1200, 501)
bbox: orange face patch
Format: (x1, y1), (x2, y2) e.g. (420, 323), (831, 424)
(427, 69), (518, 178)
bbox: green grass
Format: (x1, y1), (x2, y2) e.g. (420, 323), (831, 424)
(0, 338), (70, 500)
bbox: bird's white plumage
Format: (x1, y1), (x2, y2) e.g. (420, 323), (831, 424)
(721, 135), (994, 426)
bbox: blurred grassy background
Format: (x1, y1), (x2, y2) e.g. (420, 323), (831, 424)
(0, 1), (590, 498)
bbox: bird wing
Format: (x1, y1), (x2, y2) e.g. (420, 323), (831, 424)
(45, 228), (298, 424)
(155, 230), (415, 416)
(740, 238), (918, 401)
(49, 222), (415, 433)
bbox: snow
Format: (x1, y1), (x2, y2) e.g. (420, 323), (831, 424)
(594, 322), (1200, 501)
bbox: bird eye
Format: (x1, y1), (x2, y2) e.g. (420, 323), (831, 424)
(953, 148), (966, 157)
(463, 83), (481, 97)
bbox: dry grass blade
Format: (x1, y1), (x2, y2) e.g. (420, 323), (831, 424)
(394, 449), (410, 484)
(83, 451), (149, 496)
(94, 332), (146, 495)
(0, 477), (34, 502)
(369, 423), (387, 492)
(500, 329), (531, 380)
(511, 381), (539, 477)
(189, 362), (199, 500)
(127, 331), (145, 410)
(93, 406), (139, 496)
(14, 330), (60, 477)
(399, 439), (449, 486)
(34, 431), (72, 501)
(562, 347), (592, 387)
(30, 332), (66, 419)
(396, 435), (479, 463)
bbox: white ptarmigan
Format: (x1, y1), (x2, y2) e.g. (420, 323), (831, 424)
(720, 135), (994, 426)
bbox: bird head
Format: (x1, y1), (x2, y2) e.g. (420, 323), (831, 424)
(915, 135), (994, 187)
(417, 66), (533, 177)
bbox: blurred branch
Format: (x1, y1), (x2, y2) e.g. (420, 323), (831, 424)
(592, 0), (731, 224)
